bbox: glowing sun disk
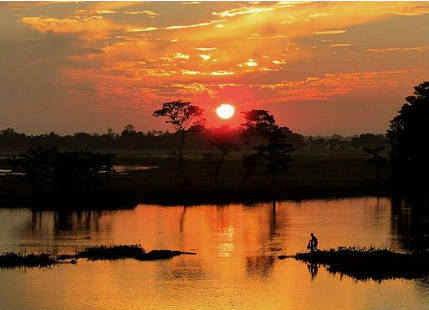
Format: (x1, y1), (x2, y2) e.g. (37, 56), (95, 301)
(216, 104), (235, 119)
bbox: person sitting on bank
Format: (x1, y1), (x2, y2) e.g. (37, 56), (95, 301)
(307, 233), (318, 252)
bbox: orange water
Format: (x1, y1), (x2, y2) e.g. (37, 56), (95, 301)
(0, 197), (427, 309)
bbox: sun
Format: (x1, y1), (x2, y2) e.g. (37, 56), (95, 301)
(216, 104), (235, 119)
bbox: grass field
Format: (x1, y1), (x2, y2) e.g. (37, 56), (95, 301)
(0, 148), (392, 207)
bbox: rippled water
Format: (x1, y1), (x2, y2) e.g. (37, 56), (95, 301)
(0, 197), (428, 309)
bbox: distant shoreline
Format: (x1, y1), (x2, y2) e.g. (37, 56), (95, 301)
(0, 149), (392, 209)
(0, 186), (391, 209)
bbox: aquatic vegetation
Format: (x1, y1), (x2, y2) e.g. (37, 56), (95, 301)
(137, 249), (186, 261)
(1, 245), (195, 268)
(0, 252), (57, 268)
(293, 247), (429, 281)
(71, 245), (191, 261)
(75, 245), (146, 260)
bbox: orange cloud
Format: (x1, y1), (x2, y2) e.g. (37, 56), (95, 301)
(365, 46), (429, 53)
(6, 1), (428, 134)
(313, 30), (346, 35)
(329, 43), (351, 47)
(211, 71), (234, 76)
(164, 20), (223, 30)
(124, 10), (159, 17)
(199, 54), (210, 61)
(393, 4), (429, 16)
(255, 69), (423, 102)
(181, 69), (200, 75)
(127, 26), (158, 33)
(21, 15), (122, 39)
(96, 10), (117, 15)
(213, 6), (275, 18)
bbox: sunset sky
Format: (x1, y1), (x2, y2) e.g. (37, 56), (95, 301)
(1, 1), (428, 135)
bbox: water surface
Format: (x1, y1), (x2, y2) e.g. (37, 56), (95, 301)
(0, 197), (428, 309)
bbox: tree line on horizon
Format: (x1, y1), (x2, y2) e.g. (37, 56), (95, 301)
(2, 80), (427, 193)
(0, 126), (387, 152)
(150, 80), (429, 188)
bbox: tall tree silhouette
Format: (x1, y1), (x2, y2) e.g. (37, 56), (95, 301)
(153, 100), (205, 184)
(387, 81), (429, 186)
(241, 110), (294, 185)
(206, 126), (240, 183)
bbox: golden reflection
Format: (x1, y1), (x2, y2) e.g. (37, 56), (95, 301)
(218, 227), (235, 257)
(1, 198), (429, 309)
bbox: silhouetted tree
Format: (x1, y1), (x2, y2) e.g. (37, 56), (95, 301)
(283, 128), (305, 150)
(305, 136), (327, 149)
(123, 124), (135, 133)
(10, 147), (114, 193)
(0, 128), (29, 150)
(10, 146), (58, 192)
(327, 135), (347, 150)
(363, 146), (388, 181)
(153, 100), (205, 184)
(119, 124), (140, 149)
(387, 81), (429, 186)
(241, 153), (260, 180)
(241, 110), (294, 185)
(1, 126), (390, 153)
(52, 151), (115, 192)
(206, 126), (240, 183)
(351, 133), (388, 149)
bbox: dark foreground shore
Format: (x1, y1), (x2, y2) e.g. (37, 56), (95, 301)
(288, 247), (429, 281)
(0, 149), (392, 208)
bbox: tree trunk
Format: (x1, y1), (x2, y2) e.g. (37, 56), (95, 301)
(214, 151), (226, 183)
(178, 132), (189, 184)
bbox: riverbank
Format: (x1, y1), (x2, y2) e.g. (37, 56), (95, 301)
(0, 149), (392, 208)
(292, 247), (429, 281)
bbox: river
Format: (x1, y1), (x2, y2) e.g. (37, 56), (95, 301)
(0, 197), (428, 309)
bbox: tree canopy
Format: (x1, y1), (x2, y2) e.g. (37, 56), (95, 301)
(387, 81), (429, 184)
(153, 100), (206, 184)
(241, 109), (294, 185)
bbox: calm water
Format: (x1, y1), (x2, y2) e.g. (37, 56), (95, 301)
(0, 197), (428, 309)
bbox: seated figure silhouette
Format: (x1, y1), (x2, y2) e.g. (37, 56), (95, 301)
(307, 233), (318, 252)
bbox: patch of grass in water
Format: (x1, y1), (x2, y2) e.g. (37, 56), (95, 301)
(137, 249), (184, 261)
(61, 244), (194, 261)
(1, 245), (195, 268)
(293, 247), (429, 281)
(73, 245), (189, 261)
(76, 244), (145, 260)
(0, 252), (57, 268)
